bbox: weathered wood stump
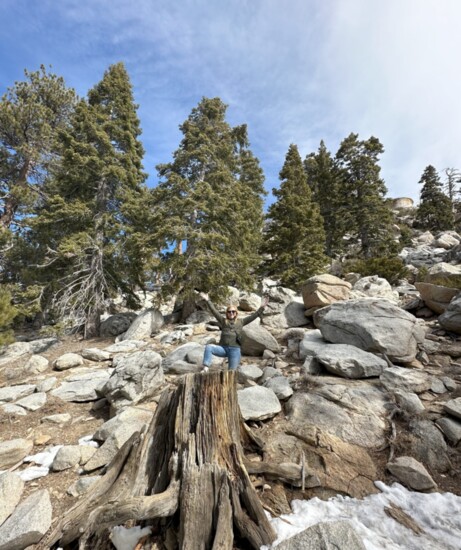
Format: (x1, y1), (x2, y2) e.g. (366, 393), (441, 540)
(38, 371), (277, 549)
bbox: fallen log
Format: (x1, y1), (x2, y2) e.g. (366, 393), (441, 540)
(38, 371), (276, 549)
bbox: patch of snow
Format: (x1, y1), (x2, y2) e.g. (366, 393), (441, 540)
(262, 482), (461, 550)
(110, 525), (152, 550)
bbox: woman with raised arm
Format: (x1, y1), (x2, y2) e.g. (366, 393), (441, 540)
(199, 292), (269, 372)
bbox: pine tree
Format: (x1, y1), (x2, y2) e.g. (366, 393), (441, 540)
(416, 165), (454, 231)
(0, 285), (18, 345)
(304, 140), (344, 255)
(335, 133), (396, 258)
(153, 97), (265, 310)
(0, 66), (76, 230)
(262, 144), (328, 289)
(31, 63), (151, 336)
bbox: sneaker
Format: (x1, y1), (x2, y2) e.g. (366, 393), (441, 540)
(201, 366), (209, 373)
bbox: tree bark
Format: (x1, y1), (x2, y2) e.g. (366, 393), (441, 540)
(38, 371), (276, 549)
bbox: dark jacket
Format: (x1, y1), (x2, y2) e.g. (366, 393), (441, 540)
(206, 300), (264, 347)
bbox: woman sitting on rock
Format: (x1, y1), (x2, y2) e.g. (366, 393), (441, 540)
(199, 292), (269, 372)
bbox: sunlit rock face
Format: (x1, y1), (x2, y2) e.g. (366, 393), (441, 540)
(392, 197), (414, 209)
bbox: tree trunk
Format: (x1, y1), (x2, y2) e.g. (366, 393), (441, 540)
(38, 371), (276, 549)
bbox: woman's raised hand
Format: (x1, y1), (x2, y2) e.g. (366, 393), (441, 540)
(199, 291), (209, 302)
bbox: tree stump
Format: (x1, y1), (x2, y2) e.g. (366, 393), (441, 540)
(38, 371), (276, 549)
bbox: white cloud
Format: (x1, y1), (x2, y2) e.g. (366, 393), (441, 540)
(2, 0), (460, 201)
(315, 0), (461, 199)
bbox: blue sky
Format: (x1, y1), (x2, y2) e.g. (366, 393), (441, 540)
(1, 0), (460, 205)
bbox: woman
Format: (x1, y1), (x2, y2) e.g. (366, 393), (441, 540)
(200, 292), (269, 371)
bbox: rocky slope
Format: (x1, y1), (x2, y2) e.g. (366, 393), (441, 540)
(0, 230), (461, 549)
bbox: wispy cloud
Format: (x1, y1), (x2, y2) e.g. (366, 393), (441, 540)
(1, 0), (460, 201)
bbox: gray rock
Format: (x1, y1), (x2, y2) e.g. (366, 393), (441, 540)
(79, 445), (97, 465)
(0, 439), (33, 469)
(36, 376), (57, 393)
(83, 419), (143, 472)
(316, 345), (387, 379)
(430, 378), (447, 394)
(237, 386), (281, 421)
(0, 384), (36, 403)
(121, 308), (164, 341)
(238, 364), (263, 382)
(436, 417), (461, 445)
(15, 392), (47, 411)
(239, 292), (262, 311)
(41, 413), (72, 425)
(275, 520), (366, 550)
(399, 245), (447, 268)
(22, 355), (49, 374)
(264, 376), (293, 400)
(263, 300), (309, 330)
(425, 261), (461, 282)
(104, 340), (147, 353)
(380, 367), (432, 394)
(442, 377), (458, 392)
(160, 330), (186, 344)
(0, 472), (24, 526)
(352, 275), (399, 304)
(67, 476), (100, 497)
(28, 337), (59, 354)
(0, 489), (52, 550)
(0, 342), (32, 366)
(434, 233), (461, 249)
(299, 329), (332, 359)
(241, 318), (280, 355)
(443, 397), (461, 420)
(52, 445), (82, 471)
(185, 310), (215, 324)
(439, 295), (461, 335)
(1, 404), (27, 416)
(393, 390), (425, 414)
(100, 312), (137, 337)
(286, 382), (389, 448)
(301, 355), (322, 375)
(162, 343), (202, 372)
(82, 437), (119, 471)
(387, 456), (437, 491)
(262, 349), (276, 360)
(93, 407), (154, 442)
(284, 300), (310, 327)
(102, 350), (164, 411)
(51, 369), (111, 402)
(408, 419), (451, 473)
(53, 352), (84, 371)
(314, 299), (426, 363)
(260, 280), (297, 306)
(81, 348), (111, 362)
(167, 360), (201, 374)
(260, 366), (281, 383)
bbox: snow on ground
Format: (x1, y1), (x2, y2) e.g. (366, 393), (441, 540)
(263, 482), (461, 550)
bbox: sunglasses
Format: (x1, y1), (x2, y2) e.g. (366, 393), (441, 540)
(227, 310), (237, 315)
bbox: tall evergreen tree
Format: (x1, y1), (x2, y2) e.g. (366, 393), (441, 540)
(262, 144), (327, 289)
(304, 140), (343, 255)
(153, 97), (265, 311)
(335, 133), (396, 258)
(31, 63), (151, 336)
(416, 165), (454, 231)
(0, 66), (76, 230)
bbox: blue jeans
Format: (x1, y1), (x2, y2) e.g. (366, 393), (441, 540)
(203, 344), (241, 371)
